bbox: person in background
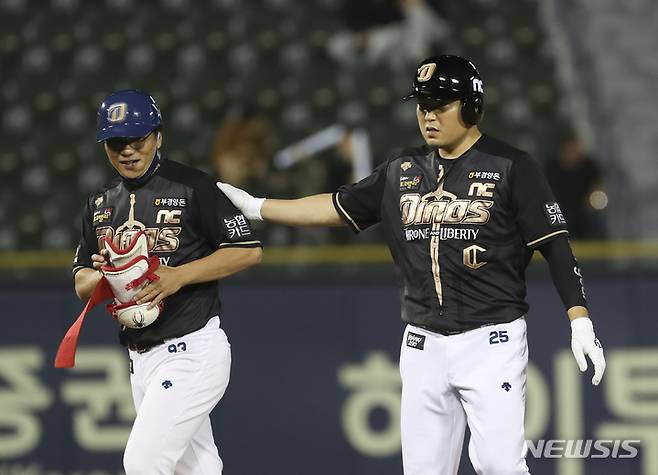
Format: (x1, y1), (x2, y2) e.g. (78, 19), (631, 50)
(210, 105), (274, 198)
(546, 134), (607, 239)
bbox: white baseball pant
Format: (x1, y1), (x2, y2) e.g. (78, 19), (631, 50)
(400, 317), (531, 475)
(124, 316), (231, 475)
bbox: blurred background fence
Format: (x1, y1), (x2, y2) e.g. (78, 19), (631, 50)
(1, 0), (657, 473)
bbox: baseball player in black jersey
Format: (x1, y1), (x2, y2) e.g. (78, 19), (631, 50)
(218, 55), (606, 474)
(71, 90), (262, 474)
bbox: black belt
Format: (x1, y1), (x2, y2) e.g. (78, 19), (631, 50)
(412, 322), (498, 336)
(128, 339), (165, 354)
(411, 323), (464, 336)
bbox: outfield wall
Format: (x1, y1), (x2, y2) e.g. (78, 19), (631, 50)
(0, 264), (655, 475)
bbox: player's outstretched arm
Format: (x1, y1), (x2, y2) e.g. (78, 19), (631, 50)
(262, 195), (344, 227)
(217, 182), (345, 227)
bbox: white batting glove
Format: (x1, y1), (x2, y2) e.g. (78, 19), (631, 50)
(570, 317), (606, 386)
(216, 182), (265, 221)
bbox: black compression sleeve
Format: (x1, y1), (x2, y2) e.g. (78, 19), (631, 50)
(538, 235), (588, 310)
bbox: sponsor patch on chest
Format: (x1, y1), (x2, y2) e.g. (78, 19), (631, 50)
(399, 175), (423, 191)
(154, 197), (187, 207)
(404, 227), (480, 242)
(406, 331), (425, 350)
(93, 207), (113, 224)
(468, 170), (501, 181)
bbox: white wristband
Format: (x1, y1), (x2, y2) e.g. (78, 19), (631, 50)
(249, 197), (266, 221)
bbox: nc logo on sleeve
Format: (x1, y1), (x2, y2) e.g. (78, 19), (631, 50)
(406, 332), (425, 350)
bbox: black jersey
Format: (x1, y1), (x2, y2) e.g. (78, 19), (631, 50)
(333, 134), (568, 334)
(73, 158), (261, 347)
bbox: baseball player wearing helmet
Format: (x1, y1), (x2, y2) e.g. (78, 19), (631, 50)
(72, 89), (262, 474)
(218, 55), (605, 474)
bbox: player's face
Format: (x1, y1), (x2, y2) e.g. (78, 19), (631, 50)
(103, 131), (162, 179)
(416, 99), (470, 150)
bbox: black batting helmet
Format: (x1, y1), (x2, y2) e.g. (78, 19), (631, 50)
(403, 55), (484, 126)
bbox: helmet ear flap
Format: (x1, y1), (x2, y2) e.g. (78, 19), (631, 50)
(460, 96), (483, 126)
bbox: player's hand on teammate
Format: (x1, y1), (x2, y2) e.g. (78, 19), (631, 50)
(216, 182), (265, 221)
(570, 317), (606, 386)
(135, 265), (184, 310)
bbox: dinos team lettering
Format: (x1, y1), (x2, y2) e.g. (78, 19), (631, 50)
(400, 192), (493, 226)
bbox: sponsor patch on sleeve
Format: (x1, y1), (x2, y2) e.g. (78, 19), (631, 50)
(544, 202), (566, 226)
(406, 331), (425, 350)
(222, 214), (252, 240)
